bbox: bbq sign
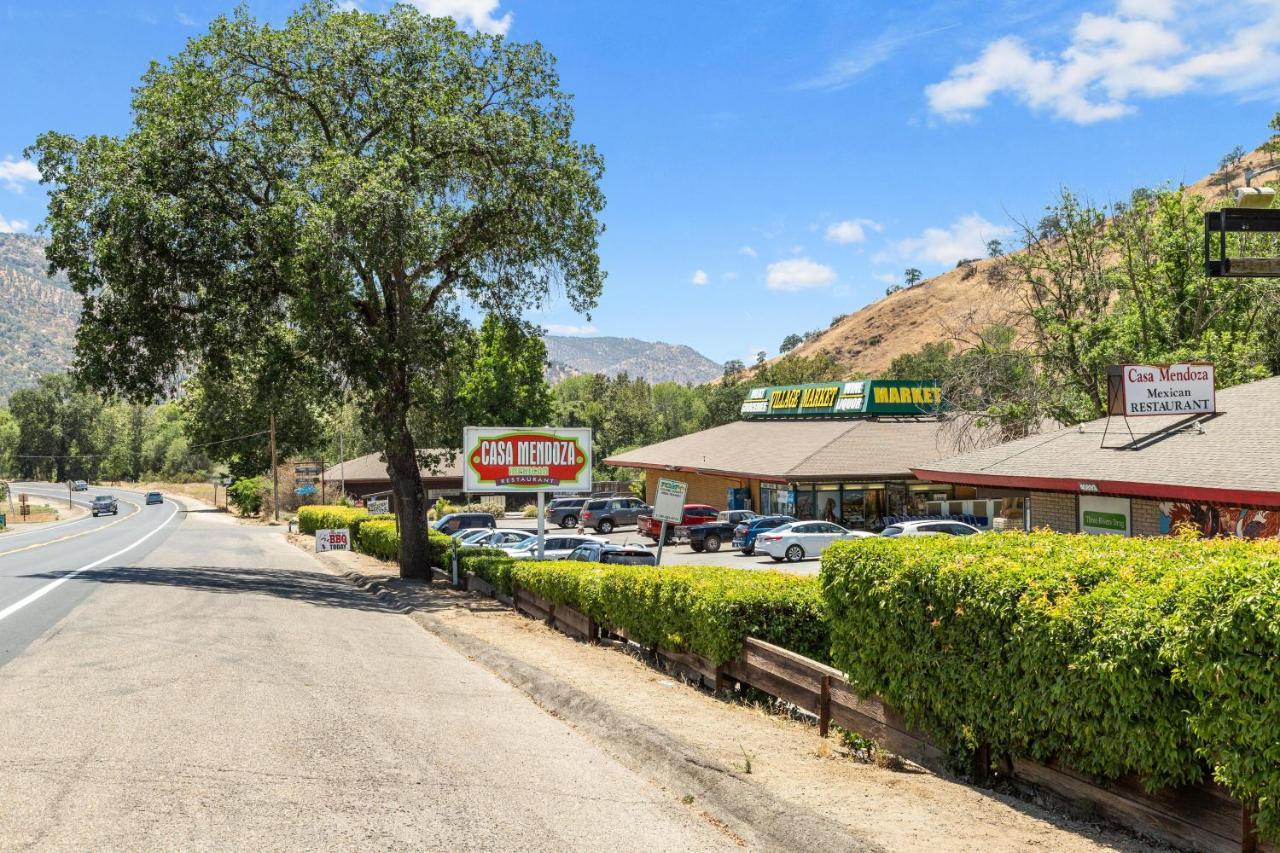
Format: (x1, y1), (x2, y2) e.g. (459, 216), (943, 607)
(1108, 363), (1216, 418)
(463, 427), (593, 493)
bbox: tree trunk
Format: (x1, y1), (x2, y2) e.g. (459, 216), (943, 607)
(384, 419), (431, 580)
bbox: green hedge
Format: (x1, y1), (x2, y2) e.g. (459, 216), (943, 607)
(297, 505), (367, 535)
(820, 532), (1280, 838)
(507, 558), (827, 665)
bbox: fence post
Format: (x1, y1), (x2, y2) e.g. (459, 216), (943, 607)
(1242, 801), (1258, 853)
(972, 742), (992, 784)
(819, 675), (832, 738)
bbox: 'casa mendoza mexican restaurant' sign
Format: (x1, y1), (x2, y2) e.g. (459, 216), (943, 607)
(1107, 363), (1216, 417)
(463, 427), (593, 492)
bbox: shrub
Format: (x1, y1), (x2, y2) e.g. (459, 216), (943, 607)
(820, 532), (1280, 838)
(227, 475), (270, 517)
(509, 560), (827, 665)
(297, 504), (368, 535)
(521, 503), (540, 518)
(355, 518), (400, 560)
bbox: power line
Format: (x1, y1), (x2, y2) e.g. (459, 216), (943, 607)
(14, 428), (272, 460)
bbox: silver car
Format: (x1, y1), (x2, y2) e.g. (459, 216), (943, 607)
(880, 520), (982, 537)
(579, 497), (651, 533)
(502, 534), (607, 560)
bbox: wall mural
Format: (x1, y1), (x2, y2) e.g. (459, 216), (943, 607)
(1159, 502), (1280, 540)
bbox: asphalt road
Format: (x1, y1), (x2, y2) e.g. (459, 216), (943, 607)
(0, 486), (733, 851)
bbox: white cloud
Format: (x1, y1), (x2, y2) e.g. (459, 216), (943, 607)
(797, 24), (961, 91)
(0, 158), (40, 193)
(926, 1), (1280, 124)
(894, 214), (1012, 266)
(825, 218), (882, 245)
(0, 215), (29, 233)
(739, 245), (757, 258)
(544, 323), (597, 336)
(410, 0), (511, 34)
(690, 269), (708, 285)
(872, 272), (898, 284)
(176, 11), (196, 26)
(765, 258), (837, 292)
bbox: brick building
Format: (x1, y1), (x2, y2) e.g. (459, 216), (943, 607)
(912, 376), (1280, 539)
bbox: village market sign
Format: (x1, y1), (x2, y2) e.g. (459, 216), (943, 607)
(1107, 364), (1216, 418)
(740, 380), (944, 419)
(463, 427), (593, 492)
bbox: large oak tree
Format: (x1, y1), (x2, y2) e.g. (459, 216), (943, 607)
(32, 1), (605, 576)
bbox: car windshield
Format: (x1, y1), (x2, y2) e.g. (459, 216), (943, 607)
(881, 526), (904, 537)
(93, 496), (111, 502)
(508, 539), (537, 551)
(584, 499), (607, 510)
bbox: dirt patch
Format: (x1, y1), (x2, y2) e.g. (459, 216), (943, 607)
(289, 536), (1167, 853)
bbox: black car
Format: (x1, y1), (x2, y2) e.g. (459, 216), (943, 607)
(432, 512), (497, 534)
(90, 495), (118, 517)
(565, 542), (657, 566)
(688, 510), (759, 553)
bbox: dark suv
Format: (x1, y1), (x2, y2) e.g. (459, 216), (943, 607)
(91, 495), (118, 517)
(432, 512), (497, 534)
(545, 498), (588, 529)
(580, 496), (650, 534)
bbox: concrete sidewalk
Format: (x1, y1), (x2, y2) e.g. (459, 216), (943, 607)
(0, 511), (734, 851)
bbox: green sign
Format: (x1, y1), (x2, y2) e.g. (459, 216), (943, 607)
(1082, 510), (1127, 532)
(739, 380), (943, 419)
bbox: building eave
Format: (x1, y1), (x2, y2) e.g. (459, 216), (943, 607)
(911, 468), (1280, 508)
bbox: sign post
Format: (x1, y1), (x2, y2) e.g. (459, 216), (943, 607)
(462, 427), (592, 563)
(652, 477), (688, 566)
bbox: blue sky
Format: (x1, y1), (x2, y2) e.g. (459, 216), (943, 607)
(1, 0), (1278, 364)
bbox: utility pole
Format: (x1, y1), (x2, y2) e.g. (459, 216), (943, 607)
(269, 412), (279, 522)
(338, 430), (345, 500)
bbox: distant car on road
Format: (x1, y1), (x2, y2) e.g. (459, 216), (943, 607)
(688, 510), (759, 553)
(545, 498), (588, 529)
(90, 495), (118, 517)
(501, 534), (606, 560)
(756, 521), (873, 562)
(433, 512), (497, 535)
(144, 491), (163, 505)
(879, 520), (982, 538)
(579, 496), (651, 534)
(71, 480), (88, 492)
(732, 515), (797, 555)
(565, 542), (657, 566)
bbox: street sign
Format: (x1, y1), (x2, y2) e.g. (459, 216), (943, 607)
(653, 478), (688, 524)
(315, 528), (350, 552)
(462, 427), (592, 493)
(295, 483), (318, 496)
(295, 464), (323, 477)
(367, 498), (390, 515)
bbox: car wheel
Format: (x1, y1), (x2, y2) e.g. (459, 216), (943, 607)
(598, 519), (614, 534)
(785, 544), (804, 563)
(691, 544), (704, 553)
(741, 546), (754, 556)
(704, 534), (721, 552)
(770, 555), (782, 562)
(561, 515), (577, 528)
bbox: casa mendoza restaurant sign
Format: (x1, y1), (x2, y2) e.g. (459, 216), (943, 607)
(463, 427), (592, 492)
(1111, 363), (1216, 417)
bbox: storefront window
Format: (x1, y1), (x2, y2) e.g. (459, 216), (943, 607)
(795, 488), (815, 520)
(816, 484), (840, 524)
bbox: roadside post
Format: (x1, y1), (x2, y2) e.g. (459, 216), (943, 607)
(67, 481), (72, 509)
(451, 536), (460, 586)
(462, 426), (592, 567)
(652, 478), (688, 566)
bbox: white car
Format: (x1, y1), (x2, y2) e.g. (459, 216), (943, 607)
(452, 528), (494, 543)
(880, 520), (982, 537)
(502, 534), (607, 560)
(464, 529), (537, 549)
(755, 521), (874, 563)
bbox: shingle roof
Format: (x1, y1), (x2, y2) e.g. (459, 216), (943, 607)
(323, 449), (463, 483)
(912, 376), (1280, 505)
(603, 418), (953, 481)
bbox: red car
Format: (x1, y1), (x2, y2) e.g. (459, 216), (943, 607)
(637, 504), (720, 542)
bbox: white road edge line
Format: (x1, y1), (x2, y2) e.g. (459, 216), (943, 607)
(0, 500), (181, 623)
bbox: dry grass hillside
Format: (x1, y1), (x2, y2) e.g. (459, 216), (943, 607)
(784, 143), (1278, 377)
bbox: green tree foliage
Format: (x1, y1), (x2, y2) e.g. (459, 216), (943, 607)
(779, 333), (803, 353)
(457, 316), (552, 429)
(9, 374), (101, 481)
(226, 475), (269, 517)
(33, 2), (605, 577)
(904, 268), (923, 287)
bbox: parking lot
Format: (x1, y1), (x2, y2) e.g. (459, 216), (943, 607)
(496, 516), (824, 575)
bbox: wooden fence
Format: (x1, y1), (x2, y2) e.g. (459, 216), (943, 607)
(463, 574), (1267, 853)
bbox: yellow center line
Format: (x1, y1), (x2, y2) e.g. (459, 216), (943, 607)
(0, 496), (145, 560)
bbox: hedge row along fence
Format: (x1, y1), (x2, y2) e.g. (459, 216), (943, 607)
(821, 532), (1280, 843)
(296, 505), (452, 565)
